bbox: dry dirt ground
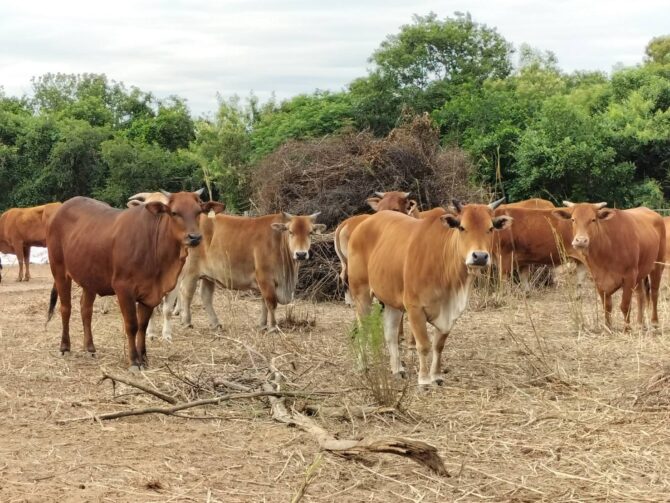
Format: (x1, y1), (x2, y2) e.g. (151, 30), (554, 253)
(1, 264), (670, 502)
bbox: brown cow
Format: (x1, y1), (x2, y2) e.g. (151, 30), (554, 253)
(0, 202), (61, 281)
(335, 191), (417, 304)
(664, 216), (670, 265)
(493, 200), (587, 292)
(348, 198), (512, 385)
(46, 191), (225, 369)
(179, 212), (326, 332)
(553, 202), (665, 329)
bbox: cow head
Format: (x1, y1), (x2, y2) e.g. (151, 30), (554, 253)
(442, 197), (512, 267)
(366, 191), (418, 216)
(143, 189), (225, 247)
(552, 201), (613, 251)
(271, 212), (326, 261)
(127, 192), (169, 208)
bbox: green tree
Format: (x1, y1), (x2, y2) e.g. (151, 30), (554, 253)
(645, 35), (670, 65)
(350, 12), (513, 134)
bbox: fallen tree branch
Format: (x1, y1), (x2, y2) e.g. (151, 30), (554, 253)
(264, 357), (449, 477)
(100, 371), (178, 404)
(298, 404), (397, 419)
(57, 390), (323, 424)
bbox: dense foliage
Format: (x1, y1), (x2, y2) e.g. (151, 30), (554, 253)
(0, 14), (668, 212)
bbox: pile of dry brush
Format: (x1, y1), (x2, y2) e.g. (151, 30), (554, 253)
(251, 113), (486, 300)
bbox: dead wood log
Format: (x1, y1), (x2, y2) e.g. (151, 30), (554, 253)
(100, 371), (178, 404)
(263, 357), (449, 477)
(299, 404), (396, 419)
(57, 390), (321, 424)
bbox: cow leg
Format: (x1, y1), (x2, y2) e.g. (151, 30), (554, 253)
(179, 274), (199, 328)
(116, 292), (141, 370)
(649, 265), (663, 328)
(382, 306), (405, 377)
(146, 306), (160, 341)
(161, 288), (180, 341)
(80, 288), (97, 355)
(257, 279), (279, 332)
(407, 307), (432, 386)
(200, 278), (221, 330)
(13, 241), (25, 281)
(597, 289), (613, 330)
(635, 284), (646, 328)
(430, 331), (449, 385)
(56, 276), (73, 354)
(136, 303), (153, 368)
(22, 245), (31, 281)
(519, 266), (531, 295)
(400, 313), (414, 347)
(620, 280), (635, 332)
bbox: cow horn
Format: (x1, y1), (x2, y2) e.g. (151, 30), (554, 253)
(160, 190), (172, 198)
(488, 197), (506, 210)
(128, 192), (152, 202)
(452, 199), (463, 212)
(282, 211), (294, 220)
(595, 202), (608, 209)
(563, 201), (575, 207)
(374, 191), (386, 198)
(194, 188), (205, 197)
(402, 192), (410, 198)
(308, 211), (321, 220)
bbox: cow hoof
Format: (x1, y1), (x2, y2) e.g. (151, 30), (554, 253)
(417, 376), (433, 387)
(147, 333), (158, 341)
(393, 369), (407, 380)
(88, 352), (96, 358)
(60, 350), (71, 357)
(432, 375), (445, 386)
(267, 326), (279, 334)
(162, 336), (173, 344)
(128, 365), (142, 373)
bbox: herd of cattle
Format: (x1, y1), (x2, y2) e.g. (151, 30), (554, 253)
(0, 191), (668, 385)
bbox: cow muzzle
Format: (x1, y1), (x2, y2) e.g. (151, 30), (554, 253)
(466, 251), (490, 267)
(186, 233), (202, 247)
(294, 251), (309, 261)
(572, 236), (589, 250)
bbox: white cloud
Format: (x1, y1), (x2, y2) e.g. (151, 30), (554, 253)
(0, 0), (666, 116)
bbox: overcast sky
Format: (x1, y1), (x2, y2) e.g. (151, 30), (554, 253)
(1, 0), (667, 117)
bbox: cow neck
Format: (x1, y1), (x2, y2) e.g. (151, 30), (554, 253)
(276, 225), (299, 303)
(582, 217), (616, 267)
(149, 213), (185, 280)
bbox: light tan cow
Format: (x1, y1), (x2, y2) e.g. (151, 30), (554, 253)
(334, 191), (417, 304)
(348, 198), (512, 386)
(0, 202), (61, 281)
(553, 202), (665, 329)
(179, 212), (326, 332)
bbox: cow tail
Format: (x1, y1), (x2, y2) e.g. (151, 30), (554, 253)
(47, 285), (58, 323)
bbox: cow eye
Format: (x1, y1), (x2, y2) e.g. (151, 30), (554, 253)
(458, 225), (465, 232)
(571, 218), (575, 222)
(289, 231), (294, 236)
(171, 211), (178, 217)
(591, 218), (596, 223)
(488, 226), (494, 233)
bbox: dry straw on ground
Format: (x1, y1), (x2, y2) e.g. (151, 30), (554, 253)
(2, 264), (670, 502)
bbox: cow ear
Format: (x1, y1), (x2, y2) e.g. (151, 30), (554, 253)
(597, 209), (615, 220)
(271, 222), (288, 232)
(441, 214), (461, 229)
(492, 215), (513, 230)
(145, 202), (168, 215)
(366, 197), (381, 211)
(202, 201), (225, 214)
(127, 200), (142, 208)
(552, 209), (572, 220)
(313, 224), (327, 234)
